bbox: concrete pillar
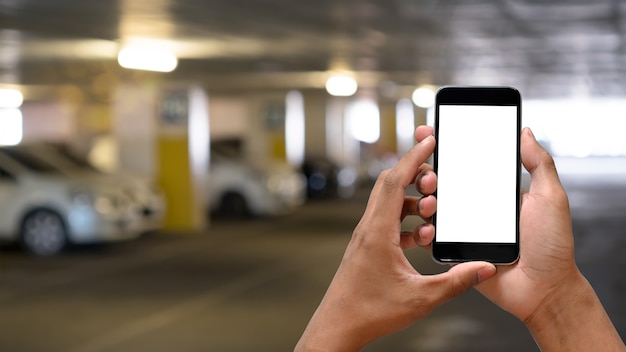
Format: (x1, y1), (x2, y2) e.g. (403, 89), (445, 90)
(113, 82), (209, 233)
(113, 81), (158, 179)
(303, 90), (327, 158)
(156, 85), (209, 232)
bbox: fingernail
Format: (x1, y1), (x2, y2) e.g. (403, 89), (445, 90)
(526, 127), (536, 141)
(416, 225), (426, 241)
(416, 172), (426, 193)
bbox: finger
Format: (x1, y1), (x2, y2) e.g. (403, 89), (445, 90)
(417, 195), (436, 219)
(373, 136), (436, 230)
(415, 223), (434, 247)
(401, 195), (436, 220)
(520, 128), (567, 202)
(399, 232), (418, 250)
(421, 262), (497, 306)
(401, 196), (421, 220)
(399, 223), (435, 250)
(417, 163), (434, 174)
(361, 169), (388, 220)
(415, 125), (434, 143)
(416, 170), (437, 196)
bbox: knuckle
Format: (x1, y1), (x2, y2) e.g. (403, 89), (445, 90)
(541, 150), (557, 170)
(427, 273), (472, 303)
(349, 223), (379, 254)
(407, 294), (433, 316)
(381, 168), (400, 193)
(377, 168), (392, 182)
(448, 274), (472, 297)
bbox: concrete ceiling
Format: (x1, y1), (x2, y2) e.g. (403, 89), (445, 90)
(1, 0), (626, 100)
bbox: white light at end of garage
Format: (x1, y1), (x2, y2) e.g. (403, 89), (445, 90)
(285, 90), (305, 167)
(0, 108), (23, 146)
(412, 86), (436, 108)
(396, 99), (415, 155)
(0, 88), (23, 108)
(346, 98), (380, 144)
(326, 74), (358, 97)
(117, 46), (178, 72)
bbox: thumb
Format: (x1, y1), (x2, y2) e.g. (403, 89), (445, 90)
(520, 127), (563, 196)
(424, 262), (497, 305)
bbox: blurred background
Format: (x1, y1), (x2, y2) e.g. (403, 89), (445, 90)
(0, 0), (625, 351)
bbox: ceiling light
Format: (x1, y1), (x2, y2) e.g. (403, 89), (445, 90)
(0, 108), (23, 146)
(325, 74), (358, 97)
(0, 88), (23, 108)
(117, 46), (178, 72)
(412, 85), (436, 108)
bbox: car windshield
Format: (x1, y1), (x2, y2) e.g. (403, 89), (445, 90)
(0, 148), (64, 174)
(210, 139), (244, 162)
(51, 145), (99, 171)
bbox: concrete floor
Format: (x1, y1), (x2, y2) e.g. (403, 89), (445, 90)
(0, 165), (625, 351)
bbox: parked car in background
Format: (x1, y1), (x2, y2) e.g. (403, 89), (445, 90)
(300, 156), (358, 199)
(206, 140), (306, 218)
(300, 157), (340, 199)
(0, 146), (144, 255)
(13, 143), (166, 233)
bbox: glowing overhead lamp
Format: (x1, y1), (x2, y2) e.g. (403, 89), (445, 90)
(325, 74), (358, 97)
(412, 85), (436, 108)
(117, 45), (178, 72)
(0, 108), (23, 146)
(0, 88), (23, 108)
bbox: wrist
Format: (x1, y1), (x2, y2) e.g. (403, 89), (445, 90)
(295, 320), (367, 352)
(524, 270), (587, 329)
(525, 271), (624, 351)
(295, 299), (370, 352)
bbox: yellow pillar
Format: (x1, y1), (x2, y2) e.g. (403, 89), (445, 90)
(156, 86), (209, 232)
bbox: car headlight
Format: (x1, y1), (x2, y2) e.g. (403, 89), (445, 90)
(266, 174), (284, 194)
(70, 188), (117, 215)
(266, 173), (305, 196)
(70, 189), (94, 207)
(94, 196), (116, 214)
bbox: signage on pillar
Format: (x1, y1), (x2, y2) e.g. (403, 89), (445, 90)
(159, 90), (189, 135)
(264, 101), (286, 160)
(264, 101), (285, 130)
(156, 86), (209, 232)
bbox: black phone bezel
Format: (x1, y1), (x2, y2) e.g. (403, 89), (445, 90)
(432, 86), (521, 264)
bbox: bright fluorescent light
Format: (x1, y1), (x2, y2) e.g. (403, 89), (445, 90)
(0, 88), (23, 108)
(118, 46), (178, 72)
(412, 85), (436, 108)
(396, 99), (415, 155)
(347, 98), (380, 144)
(285, 90), (305, 166)
(325, 74), (358, 97)
(0, 108), (23, 146)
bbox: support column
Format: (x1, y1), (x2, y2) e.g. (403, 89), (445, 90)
(156, 85), (210, 232)
(113, 82), (209, 233)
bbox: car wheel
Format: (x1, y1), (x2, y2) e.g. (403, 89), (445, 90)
(21, 210), (68, 256)
(219, 192), (250, 217)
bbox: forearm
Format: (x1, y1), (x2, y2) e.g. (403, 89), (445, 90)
(295, 302), (368, 352)
(526, 273), (625, 351)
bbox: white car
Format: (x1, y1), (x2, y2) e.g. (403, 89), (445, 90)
(13, 143), (166, 233)
(0, 147), (145, 255)
(207, 144), (306, 217)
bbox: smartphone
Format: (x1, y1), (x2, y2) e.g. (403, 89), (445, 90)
(432, 86), (521, 264)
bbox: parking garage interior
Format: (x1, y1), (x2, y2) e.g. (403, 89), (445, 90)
(1, 1), (626, 351)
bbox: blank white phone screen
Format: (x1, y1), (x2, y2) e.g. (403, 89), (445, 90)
(436, 105), (518, 243)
